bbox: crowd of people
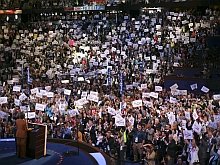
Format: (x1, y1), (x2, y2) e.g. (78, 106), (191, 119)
(0, 0), (199, 10)
(0, 6), (220, 165)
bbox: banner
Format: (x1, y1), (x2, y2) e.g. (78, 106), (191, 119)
(65, 5), (105, 11)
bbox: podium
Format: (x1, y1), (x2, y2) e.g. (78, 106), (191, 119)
(26, 123), (47, 159)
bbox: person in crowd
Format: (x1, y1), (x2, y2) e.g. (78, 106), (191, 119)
(164, 134), (177, 161)
(185, 139), (199, 165)
(15, 112), (32, 158)
(0, 6), (219, 165)
(133, 124), (146, 162)
(198, 133), (208, 165)
(144, 143), (156, 165)
(174, 157), (186, 165)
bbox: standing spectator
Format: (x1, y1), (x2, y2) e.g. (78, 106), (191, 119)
(144, 144), (156, 165)
(174, 157), (186, 165)
(186, 139), (199, 165)
(198, 133), (208, 165)
(164, 134), (177, 161)
(105, 130), (116, 165)
(146, 124), (155, 143)
(133, 124), (146, 162)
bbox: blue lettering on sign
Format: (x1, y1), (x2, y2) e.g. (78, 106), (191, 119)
(120, 73), (123, 94)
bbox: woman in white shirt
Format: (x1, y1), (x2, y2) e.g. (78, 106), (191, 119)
(186, 139), (199, 165)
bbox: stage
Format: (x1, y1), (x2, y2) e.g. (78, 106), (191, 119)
(0, 138), (106, 165)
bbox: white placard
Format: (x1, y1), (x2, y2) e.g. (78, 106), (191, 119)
(7, 80), (14, 85)
(114, 115), (125, 126)
(167, 112), (175, 125)
(14, 99), (20, 106)
(190, 83), (197, 90)
(47, 92), (54, 98)
(0, 110), (8, 118)
(213, 94), (220, 100)
(13, 86), (21, 92)
(31, 88), (39, 94)
(69, 109), (79, 117)
(108, 107), (116, 115)
(20, 106), (28, 112)
(36, 92), (42, 98)
(177, 90), (187, 96)
(182, 120), (186, 129)
(201, 86), (209, 93)
(192, 121), (202, 134)
(192, 111), (198, 120)
(155, 86), (162, 92)
(64, 89), (71, 95)
(81, 91), (87, 97)
(13, 78), (19, 83)
(87, 94), (99, 102)
(132, 100), (142, 107)
(61, 80), (69, 84)
(150, 92), (158, 98)
(25, 112), (36, 119)
(170, 97), (177, 103)
(183, 130), (193, 139)
(170, 83), (178, 90)
(75, 97), (87, 106)
(19, 93), (27, 101)
(214, 115), (220, 123)
(40, 90), (47, 95)
(0, 97), (8, 104)
(141, 84), (148, 90)
(35, 103), (45, 111)
(45, 86), (51, 91)
(142, 92), (150, 98)
(90, 91), (98, 97)
(185, 111), (191, 120)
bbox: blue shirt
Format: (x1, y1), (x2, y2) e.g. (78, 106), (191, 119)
(133, 129), (146, 143)
(209, 121), (218, 130)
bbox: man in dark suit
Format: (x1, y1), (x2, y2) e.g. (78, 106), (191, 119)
(198, 133), (208, 165)
(164, 134), (177, 160)
(16, 112), (32, 158)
